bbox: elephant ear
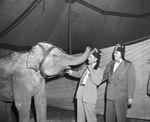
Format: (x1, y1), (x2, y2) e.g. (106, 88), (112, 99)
(26, 51), (39, 72)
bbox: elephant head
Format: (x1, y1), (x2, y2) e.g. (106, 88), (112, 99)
(27, 42), (91, 78)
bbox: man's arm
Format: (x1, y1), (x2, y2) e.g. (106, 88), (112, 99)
(127, 62), (136, 105)
(127, 62), (136, 99)
(66, 65), (87, 78)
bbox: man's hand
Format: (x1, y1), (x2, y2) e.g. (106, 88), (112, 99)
(128, 98), (133, 108)
(65, 69), (73, 75)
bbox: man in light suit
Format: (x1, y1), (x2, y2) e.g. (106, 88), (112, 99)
(102, 44), (136, 122)
(66, 48), (103, 122)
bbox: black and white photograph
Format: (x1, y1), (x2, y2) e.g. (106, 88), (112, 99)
(0, 0), (150, 122)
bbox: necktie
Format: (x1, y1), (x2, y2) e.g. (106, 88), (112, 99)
(81, 69), (90, 85)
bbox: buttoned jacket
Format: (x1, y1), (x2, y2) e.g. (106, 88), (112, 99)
(102, 60), (136, 102)
(70, 64), (103, 104)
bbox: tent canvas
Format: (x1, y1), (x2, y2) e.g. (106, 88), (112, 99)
(1, 0), (150, 52)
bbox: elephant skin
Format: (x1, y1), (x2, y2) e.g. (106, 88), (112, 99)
(0, 42), (91, 122)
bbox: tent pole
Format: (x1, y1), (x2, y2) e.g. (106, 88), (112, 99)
(68, 0), (72, 54)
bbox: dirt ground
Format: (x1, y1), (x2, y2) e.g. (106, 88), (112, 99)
(31, 105), (104, 122)
(31, 105), (150, 122)
(10, 104), (104, 122)
(11, 105), (150, 122)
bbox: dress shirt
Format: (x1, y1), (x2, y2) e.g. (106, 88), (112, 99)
(113, 59), (122, 72)
(81, 69), (90, 85)
(81, 63), (96, 85)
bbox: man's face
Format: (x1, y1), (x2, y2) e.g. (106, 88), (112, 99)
(88, 54), (97, 65)
(114, 51), (122, 61)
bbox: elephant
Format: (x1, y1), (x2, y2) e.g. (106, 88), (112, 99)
(0, 42), (91, 122)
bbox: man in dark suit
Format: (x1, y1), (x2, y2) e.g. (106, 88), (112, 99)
(102, 44), (136, 122)
(66, 48), (103, 122)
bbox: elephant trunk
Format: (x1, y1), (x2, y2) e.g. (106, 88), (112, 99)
(65, 47), (91, 66)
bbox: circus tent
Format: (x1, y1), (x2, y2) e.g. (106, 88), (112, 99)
(1, 0), (150, 120)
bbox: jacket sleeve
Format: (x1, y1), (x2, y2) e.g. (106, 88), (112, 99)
(70, 65), (86, 78)
(127, 62), (136, 99)
(89, 67), (104, 86)
(102, 63), (110, 82)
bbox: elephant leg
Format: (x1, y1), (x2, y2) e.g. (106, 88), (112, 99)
(14, 99), (31, 122)
(5, 102), (13, 122)
(0, 100), (7, 122)
(34, 90), (47, 122)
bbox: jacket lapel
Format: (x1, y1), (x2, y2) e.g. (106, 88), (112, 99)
(110, 61), (115, 76)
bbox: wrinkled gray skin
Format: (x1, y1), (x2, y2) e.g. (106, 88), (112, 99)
(0, 42), (91, 122)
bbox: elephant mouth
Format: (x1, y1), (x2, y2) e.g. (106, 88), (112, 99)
(40, 66), (71, 79)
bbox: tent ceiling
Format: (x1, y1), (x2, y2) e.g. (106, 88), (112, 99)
(0, 0), (150, 53)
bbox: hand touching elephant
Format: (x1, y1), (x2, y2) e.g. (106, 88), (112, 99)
(0, 42), (91, 122)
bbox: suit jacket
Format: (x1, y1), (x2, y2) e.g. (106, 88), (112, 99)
(102, 60), (136, 102)
(70, 65), (103, 104)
